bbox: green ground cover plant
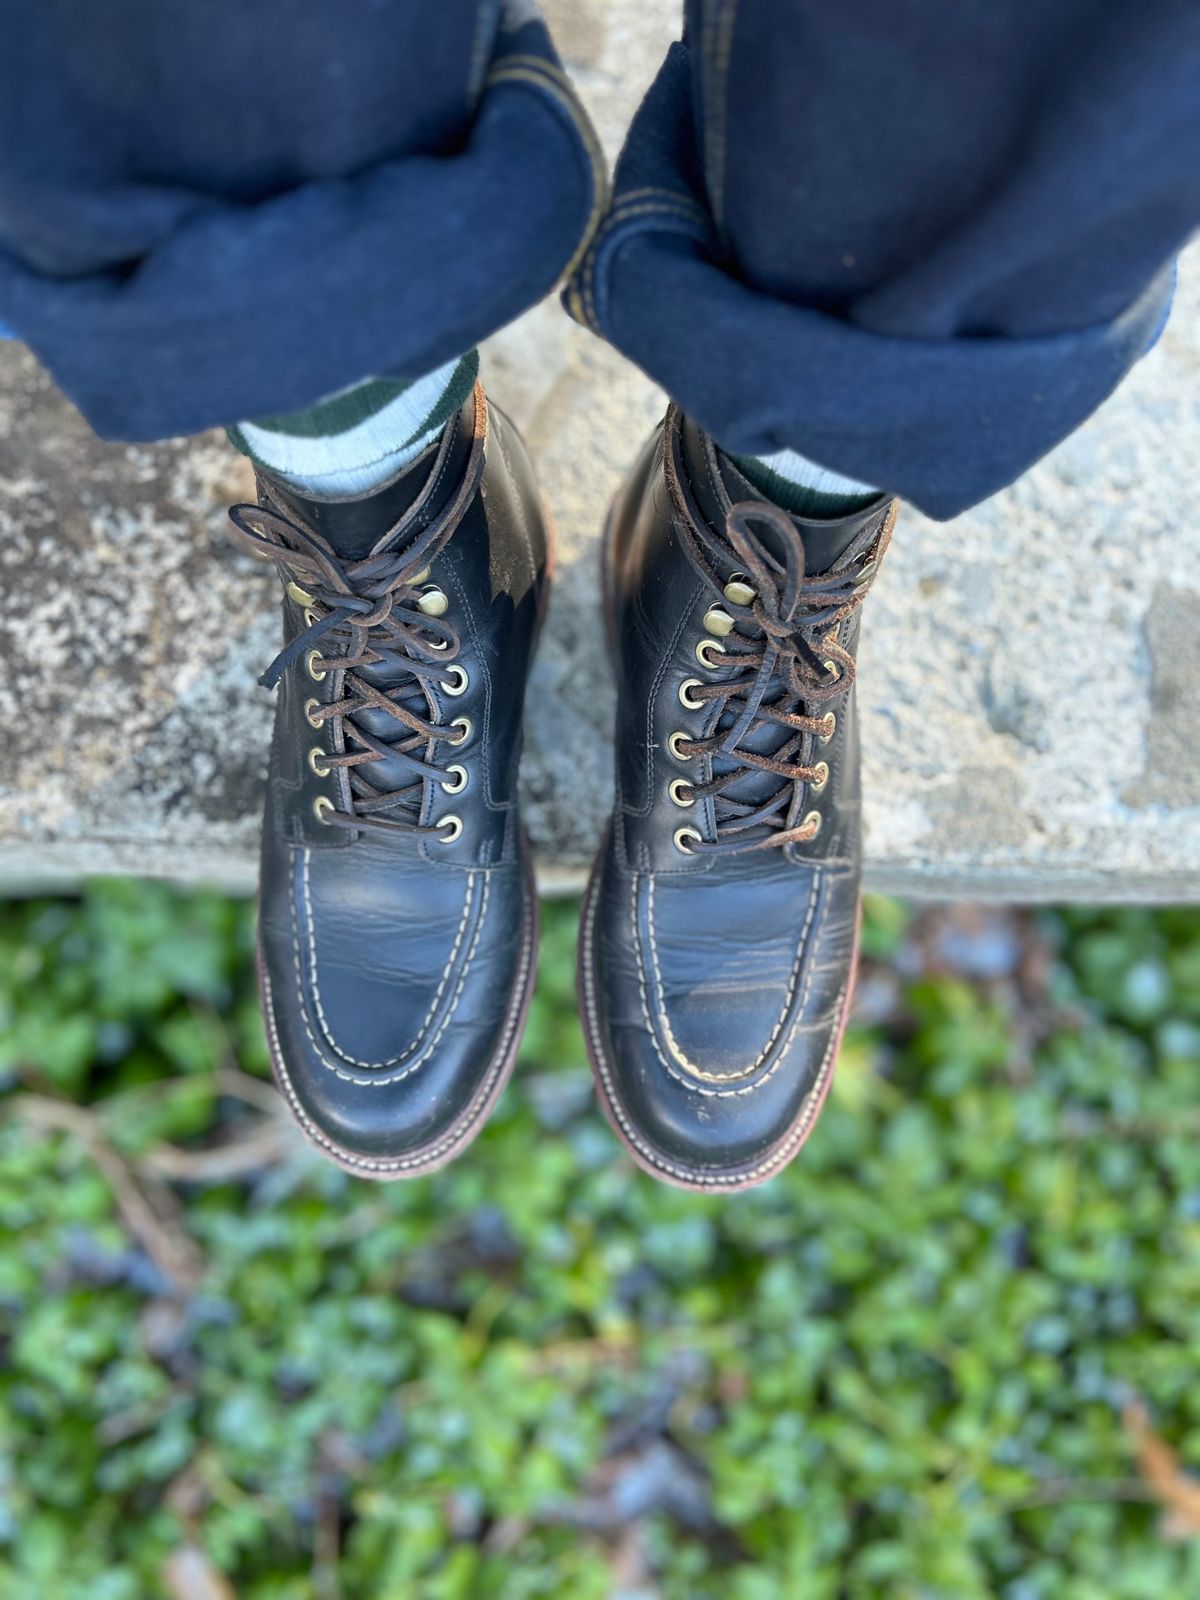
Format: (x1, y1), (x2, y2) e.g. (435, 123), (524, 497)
(0, 884), (1198, 1598)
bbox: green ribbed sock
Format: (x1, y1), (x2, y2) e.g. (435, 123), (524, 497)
(728, 444), (879, 519)
(228, 351), (478, 496)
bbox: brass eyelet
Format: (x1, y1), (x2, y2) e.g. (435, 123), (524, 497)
(801, 810), (822, 840)
(313, 795), (334, 825)
(417, 586), (449, 618)
(287, 580), (315, 607)
(437, 814), (463, 844)
(441, 764), (468, 795)
(428, 636), (450, 652)
(852, 559), (877, 586)
(674, 826), (703, 856)
(678, 678), (705, 710)
(668, 730), (692, 761)
(309, 747), (331, 778)
(443, 664), (469, 698)
(696, 639), (727, 670)
(303, 607), (319, 628)
(306, 650), (327, 682)
(724, 574), (757, 607)
(304, 698), (323, 730)
(823, 658), (841, 682)
(810, 760), (830, 795)
(669, 778), (695, 809)
(409, 566), (431, 587)
(703, 604), (734, 638)
(819, 712), (837, 745)
(448, 716), (473, 747)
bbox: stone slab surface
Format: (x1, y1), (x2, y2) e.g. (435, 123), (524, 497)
(1, 1), (1198, 902)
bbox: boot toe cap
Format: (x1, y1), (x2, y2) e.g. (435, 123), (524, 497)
(259, 851), (534, 1177)
(582, 855), (857, 1190)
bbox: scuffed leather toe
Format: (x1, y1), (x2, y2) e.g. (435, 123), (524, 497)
(260, 846), (535, 1177)
(581, 847), (857, 1190)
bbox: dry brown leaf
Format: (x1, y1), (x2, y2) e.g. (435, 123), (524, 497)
(1124, 1401), (1200, 1538)
(162, 1544), (237, 1600)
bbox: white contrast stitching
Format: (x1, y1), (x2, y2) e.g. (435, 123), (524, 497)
(260, 876), (534, 1174)
(288, 853), (491, 1086)
(640, 872), (818, 1088)
(301, 849), (477, 1070)
(583, 864), (845, 1185)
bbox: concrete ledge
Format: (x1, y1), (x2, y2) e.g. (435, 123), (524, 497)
(1, 0), (1197, 903)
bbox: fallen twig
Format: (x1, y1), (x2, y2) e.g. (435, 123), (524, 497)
(1061, 1108), (1200, 1141)
(8, 1093), (204, 1292)
(211, 1066), (282, 1117)
(141, 1119), (297, 1183)
(1004, 1476), (1155, 1512)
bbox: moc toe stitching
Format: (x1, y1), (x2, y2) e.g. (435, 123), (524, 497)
(262, 873), (535, 1176)
(290, 847), (486, 1082)
(582, 860), (847, 1189)
(633, 868), (823, 1093)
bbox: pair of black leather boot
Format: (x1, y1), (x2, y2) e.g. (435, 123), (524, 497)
(230, 382), (894, 1189)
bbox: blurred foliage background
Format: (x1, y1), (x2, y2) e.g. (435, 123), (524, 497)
(0, 884), (1198, 1599)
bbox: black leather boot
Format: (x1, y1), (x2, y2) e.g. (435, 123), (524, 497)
(229, 383), (549, 1177)
(580, 407), (895, 1191)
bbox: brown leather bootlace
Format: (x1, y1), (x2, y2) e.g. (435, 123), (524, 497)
(227, 396), (486, 837)
(664, 410), (895, 854)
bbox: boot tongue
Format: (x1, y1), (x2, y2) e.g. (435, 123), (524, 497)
(263, 392), (476, 560)
(679, 413), (888, 574)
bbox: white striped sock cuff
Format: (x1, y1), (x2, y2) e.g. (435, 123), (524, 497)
(228, 353), (476, 496)
(749, 447), (877, 500)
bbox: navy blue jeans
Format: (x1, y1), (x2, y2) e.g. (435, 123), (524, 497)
(0, 1), (1195, 518)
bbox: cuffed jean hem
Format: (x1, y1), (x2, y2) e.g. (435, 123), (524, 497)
(0, 18), (605, 442)
(566, 42), (1176, 522)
